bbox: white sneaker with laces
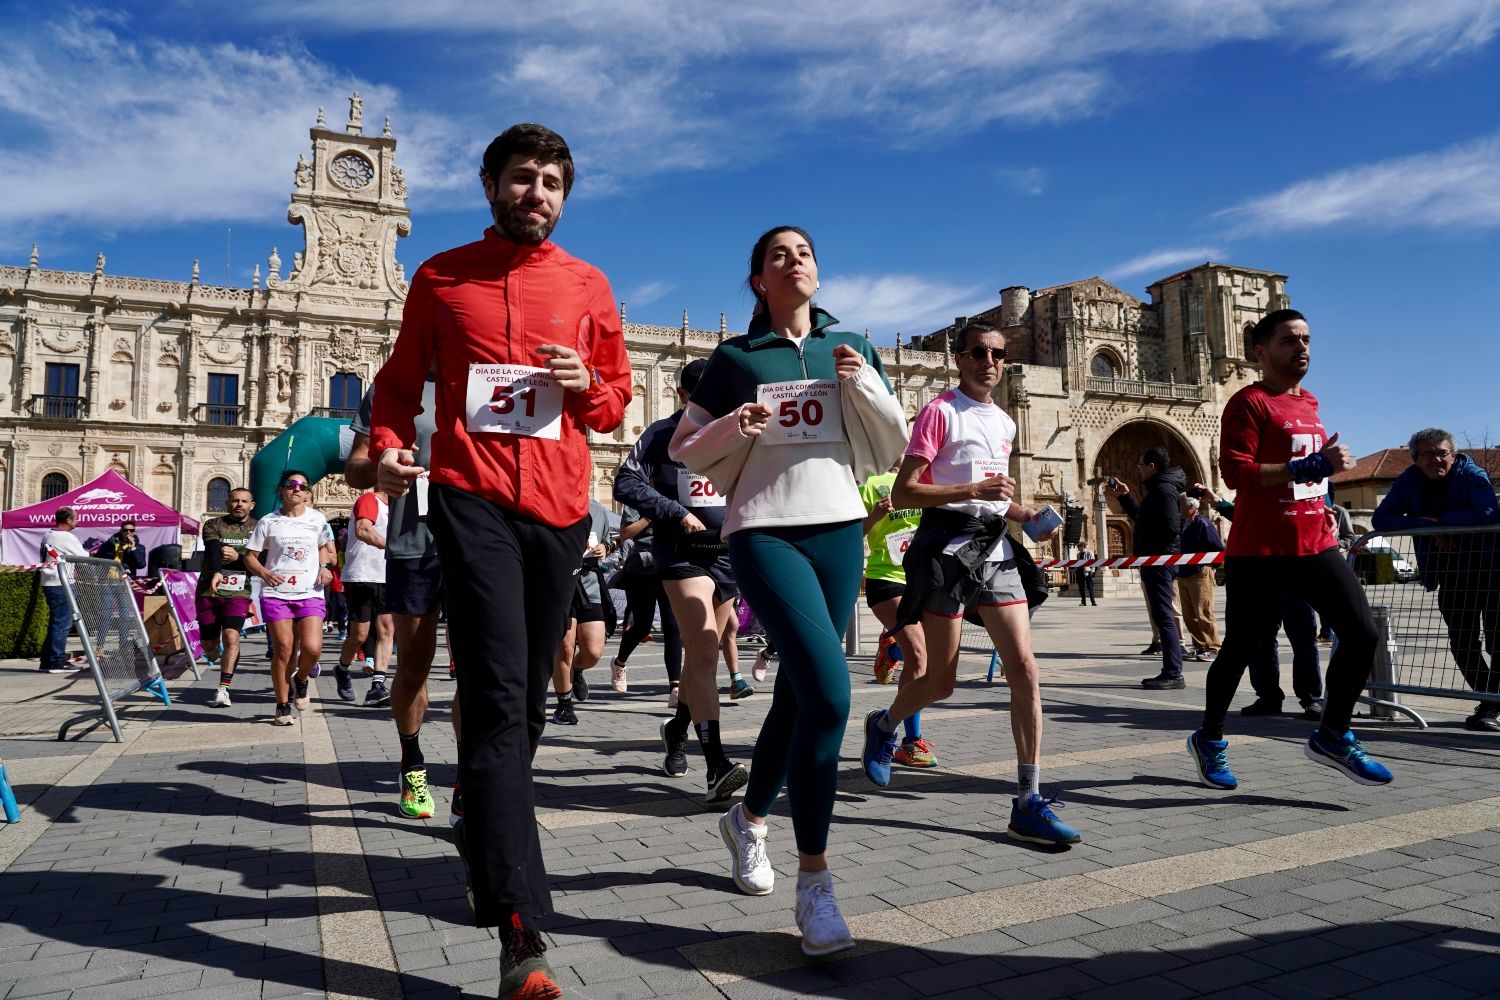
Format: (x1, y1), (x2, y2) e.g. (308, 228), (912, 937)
(667, 687), (680, 710)
(752, 651), (771, 683)
(610, 658), (628, 693)
(212, 686), (232, 708)
(718, 803), (773, 896)
(795, 870), (855, 956)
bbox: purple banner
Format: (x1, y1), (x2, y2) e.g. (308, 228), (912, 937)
(161, 570), (204, 662)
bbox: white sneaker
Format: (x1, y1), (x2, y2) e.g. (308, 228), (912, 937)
(795, 870), (855, 956)
(751, 650), (771, 683)
(718, 803), (774, 896)
(212, 686), (232, 708)
(610, 658), (628, 693)
(667, 687), (679, 710)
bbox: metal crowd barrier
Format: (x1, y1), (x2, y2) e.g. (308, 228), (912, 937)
(56, 556), (170, 742)
(1350, 525), (1500, 729)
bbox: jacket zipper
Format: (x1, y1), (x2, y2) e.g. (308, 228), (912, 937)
(797, 341), (809, 379)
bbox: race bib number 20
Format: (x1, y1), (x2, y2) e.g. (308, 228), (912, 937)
(466, 364), (564, 440)
(678, 469), (726, 508)
(756, 380), (842, 445)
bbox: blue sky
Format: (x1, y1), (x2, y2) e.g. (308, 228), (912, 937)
(3, 2), (1498, 457)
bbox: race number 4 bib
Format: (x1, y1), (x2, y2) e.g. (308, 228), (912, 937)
(466, 364), (563, 440)
(678, 468), (726, 508)
(756, 380), (842, 445)
(1289, 433), (1329, 502)
(885, 527), (915, 564)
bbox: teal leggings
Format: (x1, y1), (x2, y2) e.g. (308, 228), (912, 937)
(729, 520), (863, 855)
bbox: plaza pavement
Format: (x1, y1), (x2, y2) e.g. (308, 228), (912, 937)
(1, 588), (1498, 999)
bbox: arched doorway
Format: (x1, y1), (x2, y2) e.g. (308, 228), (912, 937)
(1092, 419), (1204, 557)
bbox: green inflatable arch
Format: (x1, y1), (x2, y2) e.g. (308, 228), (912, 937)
(249, 415), (354, 517)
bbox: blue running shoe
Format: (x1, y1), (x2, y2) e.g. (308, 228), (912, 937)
(861, 709), (900, 787)
(1304, 729), (1393, 785)
(1008, 791), (1081, 845)
(1187, 730), (1238, 789)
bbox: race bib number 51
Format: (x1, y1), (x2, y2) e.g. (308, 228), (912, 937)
(756, 379), (842, 445)
(466, 364), (564, 440)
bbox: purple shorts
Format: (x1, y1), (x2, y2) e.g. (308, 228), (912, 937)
(260, 595), (327, 623)
(196, 594), (252, 634)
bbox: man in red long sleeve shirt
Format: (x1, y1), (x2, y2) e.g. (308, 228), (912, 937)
(369, 123), (629, 1000)
(1186, 308), (1393, 792)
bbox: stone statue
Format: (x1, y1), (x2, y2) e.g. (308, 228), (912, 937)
(295, 154), (313, 189)
(391, 165), (408, 200)
(348, 92), (363, 128)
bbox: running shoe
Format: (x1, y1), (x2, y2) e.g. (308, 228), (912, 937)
(273, 702), (294, 726)
(499, 913), (562, 1000)
(660, 719), (689, 778)
(40, 664), (83, 675)
(364, 678), (391, 707)
(1304, 729), (1393, 785)
(571, 667), (590, 703)
(610, 658), (628, 693)
(334, 667), (356, 702)
(873, 635), (898, 684)
(293, 676), (310, 710)
(1140, 642), (1162, 656)
(308, 661), (322, 679)
(1141, 673), (1187, 690)
(861, 709), (900, 787)
(893, 738), (937, 768)
(751, 650), (772, 683)
(1187, 730), (1238, 789)
(795, 870), (856, 956)
(399, 768), (435, 819)
(551, 702), (578, 726)
(729, 677), (755, 700)
(1007, 791), (1082, 845)
(666, 686), (680, 710)
(718, 802), (773, 895)
(705, 761), (748, 804)
(449, 781), (463, 828)
(1301, 698), (1325, 722)
(212, 686), (232, 708)
(447, 662), (456, 681)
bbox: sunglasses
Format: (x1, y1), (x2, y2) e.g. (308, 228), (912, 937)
(962, 346), (1007, 363)
(282, 480), (310, 491)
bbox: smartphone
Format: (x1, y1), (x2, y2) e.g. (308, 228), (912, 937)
(1106, 476), (1119, 490)
(1024, 504), (1063, 541)
(1186, 486), (1206, 500)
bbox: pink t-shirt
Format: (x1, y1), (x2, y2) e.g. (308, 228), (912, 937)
(907, 388), (1017, 559)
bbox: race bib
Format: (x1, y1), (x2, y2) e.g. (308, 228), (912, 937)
(756, 380), (842, 445)
(414, 472), (430, 517)
(970, 458), (1009, 483)
(885, 528), (915, 563)
(219, 573), (246, 592)
(465, 364), (563, 440)
(678, 469), (726, 508)
(1289, 433), (1329, 502)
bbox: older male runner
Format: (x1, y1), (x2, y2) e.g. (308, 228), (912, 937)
(368, 123), (629, 1000)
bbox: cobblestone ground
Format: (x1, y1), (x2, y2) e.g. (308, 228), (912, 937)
(1, 594), (1498, 999)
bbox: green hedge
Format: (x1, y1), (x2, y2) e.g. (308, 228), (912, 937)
(0, 572), (49, 658)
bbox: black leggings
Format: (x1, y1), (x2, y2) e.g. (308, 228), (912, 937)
(616, 577), (682, 684)
(1203, 548), (1376, 740)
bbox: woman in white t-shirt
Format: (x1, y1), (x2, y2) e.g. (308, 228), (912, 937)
(246, 469), (337, 726)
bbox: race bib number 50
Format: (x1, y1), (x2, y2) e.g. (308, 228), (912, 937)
(466, 364), (564, 440)
(756, 379), (842, 445)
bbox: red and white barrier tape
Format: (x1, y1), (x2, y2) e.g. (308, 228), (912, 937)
(0, 558), (165, 592)
(0, 560), (59, 574)
(1038, 551), (1224, 570)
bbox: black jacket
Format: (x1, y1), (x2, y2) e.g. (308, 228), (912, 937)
(1119, 466), (1187, 555)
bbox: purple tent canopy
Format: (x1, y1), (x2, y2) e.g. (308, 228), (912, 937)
(1, 470), (199, 570)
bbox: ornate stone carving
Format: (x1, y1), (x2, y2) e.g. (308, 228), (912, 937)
(158, 339), (181, 366)
(328, 326), (361, 367)
(391, 165), (407, 200)
(48, 443), (62, 456)
(40, 325), (84, 353)
(111, 336), (134, 362)
(0, 325), (14, 357)
(156, 401), (173, 412)
(109, 399), (127, 410)
(313, 211), (383, 287)
(203, 337), (246, 365)
(295, 154), (313, 191)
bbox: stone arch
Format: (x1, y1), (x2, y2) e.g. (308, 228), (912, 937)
(1089, 346), (1125, 380)
(1242, 322), (1256, 361)
(1091, 417), (1205, 557)
(39, 469), (71, 501)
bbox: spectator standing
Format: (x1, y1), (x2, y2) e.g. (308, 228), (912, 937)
(1177, 494), (1224, 660)
(1372, 428), (1500, 732)
(98, 520), (147, 576)
(1074, 545), (1098, 606)
(38, 507), (87, 674)
(1109, 447), (1188, 689)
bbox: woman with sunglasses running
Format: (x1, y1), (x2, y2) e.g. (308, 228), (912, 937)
(671, 225), (906, 956)
(245, 470), (337, 725)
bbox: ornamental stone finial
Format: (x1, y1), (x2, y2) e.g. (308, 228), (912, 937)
(316, 106), (326, 127)
(268, 247), (281, 279)
(95, 252), (105, 275)
(252, 264), (261, 289)
(681, 309), (689, 331)
(191, 259), (200, 283)
(28, 243), (38, 268)
(619, 302), (627, 324)
(383, 115), (392, 137)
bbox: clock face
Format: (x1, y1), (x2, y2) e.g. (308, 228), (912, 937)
(329, 152), (375, 190)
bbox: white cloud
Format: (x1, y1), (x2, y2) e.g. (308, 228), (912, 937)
(1106, 246), (1226, 280)
(816, 273), (992, 339)
(1218, 133), (1500, 234)
(625, 280), (675, 309)
(1316, 0), (1500, 70)
(993, 167), (1049, 197)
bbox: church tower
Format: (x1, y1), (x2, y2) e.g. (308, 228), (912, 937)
(271, 93), (411, 304)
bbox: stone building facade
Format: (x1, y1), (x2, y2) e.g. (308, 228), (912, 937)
(0, 98), (954, 531)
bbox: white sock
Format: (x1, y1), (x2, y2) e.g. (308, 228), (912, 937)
(797, 869), (831, 890)
(1018, 764), (1041, 798)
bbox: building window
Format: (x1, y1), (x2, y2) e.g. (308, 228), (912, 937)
(41, 472), (69, 500)
(206, 477), (231, 513)
(206, 373), (240, 426)
(1090, 353), (1119, 379)
(40, 362), (81, 418)
(328, 373), (362, 415)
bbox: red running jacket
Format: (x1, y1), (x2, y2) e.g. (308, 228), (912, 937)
(369, 228), (631, 528)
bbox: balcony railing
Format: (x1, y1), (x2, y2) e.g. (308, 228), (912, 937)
(312, 406), (358, 419)
(193, 403), (246, 427)
(29, 394), (87, 419)
(1084, 376), (1206, 402)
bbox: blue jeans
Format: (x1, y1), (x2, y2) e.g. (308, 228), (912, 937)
(41, 585), (72, 669)
(1140, 565), (1183, 678)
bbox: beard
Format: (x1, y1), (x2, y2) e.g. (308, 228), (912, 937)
(491, 198), (557, 245)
